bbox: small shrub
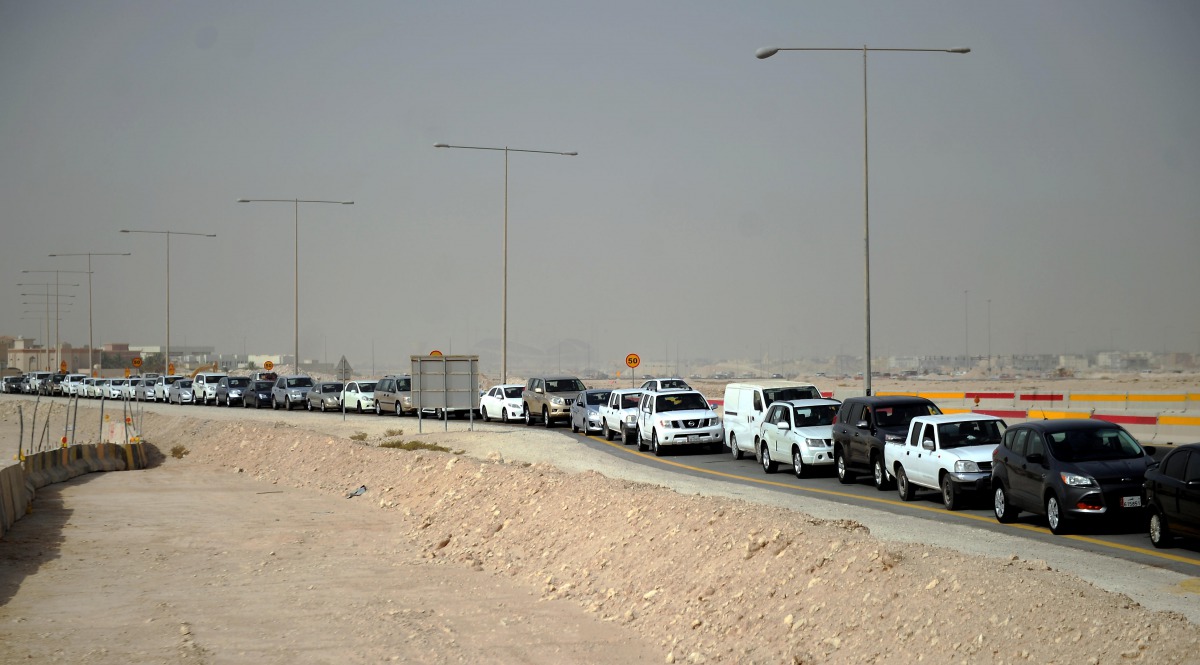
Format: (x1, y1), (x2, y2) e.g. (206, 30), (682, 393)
(170, 445), (190, 459)
(384, 428), (404, 437)
(378, 439), (451, 453)
(349, 432), (368, 441)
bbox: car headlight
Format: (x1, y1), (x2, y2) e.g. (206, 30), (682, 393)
(624, 414), (637, 424)
(588, 412), (601, 422)
(1060, 472), (1097, 487)
(954, 460), (981, 473)
(551, 397), (564, 406)
(803, 438), (823, 448)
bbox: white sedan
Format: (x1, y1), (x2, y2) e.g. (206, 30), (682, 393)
(757, 398), (841, 478)
(342, 380), (377, 414)
(480, 384), (524, 422)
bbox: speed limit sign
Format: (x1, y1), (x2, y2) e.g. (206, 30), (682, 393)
(132, 357), (143, 368)
(264, 361), (274, 371)
(625, 353), (641, 369)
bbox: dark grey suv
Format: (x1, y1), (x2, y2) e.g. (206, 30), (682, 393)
(832, 395), (942, 490)
(991, 419), (1156, 535)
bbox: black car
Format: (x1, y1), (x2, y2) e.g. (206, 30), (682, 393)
(242, 380), (275, 409)
(991, 419), (1156, 535)
(42, 373), (67, 396)
(832, 395), (942, 490)
(1144, 442), (1200, 548)
(1, 376), (23, 394)
(215, 376), (252, 407)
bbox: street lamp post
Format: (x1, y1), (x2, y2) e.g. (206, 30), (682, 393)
(433, 142), (578, 383)
(21, 271), (86, 371)
(756, 45), (969, 395)
(237, 198), (353, 371)
(48, 252), (131, 376)
(20, 283), (74, 370)
(964, 289), (969, 372)
(120, 230), (216, 375)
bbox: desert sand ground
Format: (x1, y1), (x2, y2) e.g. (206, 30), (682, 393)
(0, 373), (1198, 663)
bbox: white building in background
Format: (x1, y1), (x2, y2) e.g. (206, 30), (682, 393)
(1058, 354), (1089, 372)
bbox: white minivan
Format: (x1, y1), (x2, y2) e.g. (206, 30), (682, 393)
(723, 381), (824, 460)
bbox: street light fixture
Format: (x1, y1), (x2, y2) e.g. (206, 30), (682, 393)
(237, 198), (353, 371)
(433, 142), (578, 383)
(756, 45), (969, 395)
(21, 271), (85, 372)
(49, 252), (132, 376)
(120, 229), (216, 375)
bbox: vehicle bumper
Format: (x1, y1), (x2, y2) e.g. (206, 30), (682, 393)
(799, 448), (835, 466)
(656, 426), (724, 447)
(948, 471), (991, 492)
(1062, 482), (1146, 517)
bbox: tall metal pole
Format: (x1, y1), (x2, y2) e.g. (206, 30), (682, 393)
(862, 46), (872, 395)
(963, 289), (969, 371)
(987, 298), (992, 374)
(49, 252), (130, 376)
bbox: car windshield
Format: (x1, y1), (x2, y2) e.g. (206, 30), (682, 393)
(937, 420), (1005, 448)
(659, 379), (690, 390)
(358, 382), (377, 392)
(655, 392), (710, 412)
(287, 377), (313, 388)
(873, 403), (942, 427)
(548, 379), (586, 392)
(322, 383), (343, 392)
(228, 378), (250, 387)
(396, 378), (411, 391)
(792, 405), (838, 427)
(252, 381), (273, 390)
(205, 376), (225, 383)
(1046, 427), (1145, 462)
(111, 379), (125, 386)
(585, 390), (611, 405)
(503, 386), (523, 399)
(621, 393), (643, 408)
(165, 376), (180, 385)
(764, 386), (821, 405)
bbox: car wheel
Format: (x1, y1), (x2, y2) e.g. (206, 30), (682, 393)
(792, 449), (805, 479)
(623, 428), (635, 446)
(375, 402), (381, 415)
(524, 405), (533, 426)
(272, 397), (279, 410)
(482, 406), (491, 422)
(395, 402), (402, 417)
(356, 401), (363, 414)
(1046, 494), (1069, 535)
(993, 485), (1017, 522)
(1149, 509), (1172, 549)
(500, 408), (509, 424)
(637, 429), (648, 452)
(652, 430), (664, 457)
(761, 444), (778, 473)
(729, 433), (743, 460)
(941, 474), (960, 511)
(835, 448), (853, 485)
(872, 454), (892, 491)
(571, 416), (579, 433)
(603, 422), (614, 441)
(543, 407), (552, 428)
(896, 466), (915, 501)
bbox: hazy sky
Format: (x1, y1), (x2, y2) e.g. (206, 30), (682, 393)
(2, 1), (1198, 374)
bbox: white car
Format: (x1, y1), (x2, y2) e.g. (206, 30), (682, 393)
(599, 388), (644, 443)
(635, 390), (723, 456)
(756, 399), (841, 478)
(63, 373), (88, 396)
(120, 378), (141, 400)
(139, 378), (158, 401)
(639, 377), (691, 392)
(90, 379), (111, 398)
(192, 372), (228, 405)
(342, 380), (377, 414)
(885, 413), (1007, 511)
(153, 375), (183, 402)
(168, 379), (195, 405)
(480, 384), (524, 422)
(105, 379), (127, 399)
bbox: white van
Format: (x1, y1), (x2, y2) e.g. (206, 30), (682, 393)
(723, 381), (824, 460)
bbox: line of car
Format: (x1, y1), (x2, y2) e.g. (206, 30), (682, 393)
(7, 369), (1197, 548)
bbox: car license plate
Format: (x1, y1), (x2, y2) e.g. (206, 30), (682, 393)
(685, 436), (696, 443)
(1121, 496), (1142, 508)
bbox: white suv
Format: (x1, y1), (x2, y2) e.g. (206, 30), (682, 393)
(153, 375), (183, 402)
(272, 374), (314, 410)
(635, 390), (723, 456)
(192, 372), (227, 405)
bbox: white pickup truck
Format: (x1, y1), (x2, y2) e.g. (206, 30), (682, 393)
(884, 413), (1007, 510)
(599, 388), (644, 444)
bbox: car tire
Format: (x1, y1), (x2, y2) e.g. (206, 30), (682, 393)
(761, 444), (778, 474)
(652, 430), (664, 457)
(1046, 494), (1069, 535)
(571, 417), (579, 433)
(835, 448), (853, 485)
(941, 474), (961, 511)
(375, 402), (381, 415)
(896, 466), (915, 501)
(543, 407), (552, 428)
(637, 429), (648, 452)
(792, 449), (805, 479)
(623, 428), (635, 446)
(272, 397), (279, 410)
(729, 433), (743, 460)
(993, 484), (1018, 523)
(1149, 509), (1172, 549)
(355, 401), (362, 414)
(872, 454), (892, 491)
(603, 422), (613, 441)
(482, 406), (491, 422)
(500, 408), (509, 424)
(395, 403), (402, 417)
(524, 406), (533, 426)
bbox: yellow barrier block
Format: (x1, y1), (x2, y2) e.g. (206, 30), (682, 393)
(1159, 415), (1200, 427)
(918, 392), (966, 400)
(1069, 393), (1126, 402)
(876, 391), (918, 397)
(941, 408), (971, 414)
(1028, 409), (1092, 420)
(1128, 394), (1187, 403)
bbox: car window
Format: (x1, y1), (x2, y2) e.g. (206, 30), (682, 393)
(655, 392), (709, 412)
(621, 393), (642, 408)
(504, 386), (522, 398)
(287, 377), (313, 388)
(1046, 428), (1142, 462)
(937, 420), (1005, 449)
(752, 391), (763, 411)
(1185, 452), (1200, 483)
(1026, 432), (1046, 459)
(1162, 450), (1189, 480)
(765, 386), (820, 403)
(793, 405), (837, 427)
(586, 391), (610, 405)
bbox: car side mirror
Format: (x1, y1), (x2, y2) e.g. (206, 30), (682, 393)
(856, 420), (869, 429)
(535, 387), (543, 394)
(922, 439), (935, 451)
(777, 422), (791, 431)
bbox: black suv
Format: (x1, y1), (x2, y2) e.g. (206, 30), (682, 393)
(832, 395), (942, 490)
(991, 419), (1156, 535)
(1144, 443), (1200, 548)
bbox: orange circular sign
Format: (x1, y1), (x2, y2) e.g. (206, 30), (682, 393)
(132, 357), (143, 368)
(264, 361), (274, 371)
(625, 353), (641, 369)
(430, 350), (443, 357)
